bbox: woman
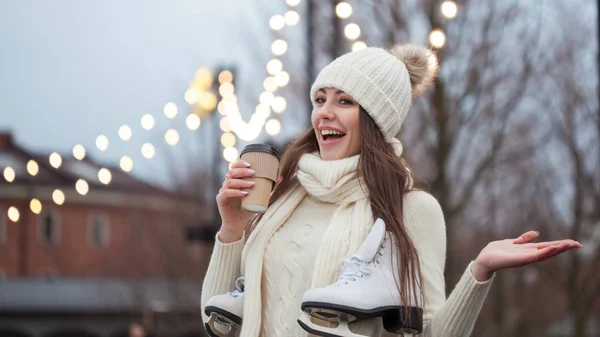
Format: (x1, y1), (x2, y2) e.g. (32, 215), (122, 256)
(200, 43), (581, 337)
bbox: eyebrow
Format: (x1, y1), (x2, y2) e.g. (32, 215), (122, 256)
(317, 88), (345, 95)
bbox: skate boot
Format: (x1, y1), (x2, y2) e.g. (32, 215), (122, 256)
(204, 276), (245, 337)
(297, 218), (423, 337)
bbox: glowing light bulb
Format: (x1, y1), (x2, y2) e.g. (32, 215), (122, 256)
(7, 206), (20, 222)
(142, 143), (155, 159)
(186, 114), (201, 130)
(441, 1), (458, 19)
(344, 23), (361, 40)
(164, 102), (178, 119)
(52, 189), (65, 205)
(336, 2), (353, 19)
(267, 59), (283, 75)
(73, 144), (86, 160)
(98, 168), (112, 185)
(266, 119), (282, 136)
(75, 179), (89, 195)
(284, 11), (300, 26)
(30, 199), (42, 214)
(27, 160), (39, 176)
(118, 125), (132, 141)
(429, 29), (446, 48)
(270, 15), (285, 30)
(352, 41), (367, 52)
(120, 156), (133, 172)
(141, 114), (155, 130)
(165, 129), (180, 146)
(274, 71), (290, 87)
(3, 167), (15, 182)
(271, 40), (288, 56)
(49, 152), (62, 168)
(96, 135), (109, 151)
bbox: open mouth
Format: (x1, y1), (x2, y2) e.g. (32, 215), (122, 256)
(321, 130), (346, 142)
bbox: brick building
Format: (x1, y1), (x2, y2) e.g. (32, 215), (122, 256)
(0, 132), (214, 337)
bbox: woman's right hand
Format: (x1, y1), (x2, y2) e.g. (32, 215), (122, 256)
(216, 160), (256, 242)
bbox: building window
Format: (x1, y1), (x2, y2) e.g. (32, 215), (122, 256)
(38, 210), (60, 245)
(89, 214), (109, 248)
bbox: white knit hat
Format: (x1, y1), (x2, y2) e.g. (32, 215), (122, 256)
(310, 44), (439, 140)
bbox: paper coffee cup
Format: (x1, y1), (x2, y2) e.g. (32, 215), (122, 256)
(240, 144), (280, 213)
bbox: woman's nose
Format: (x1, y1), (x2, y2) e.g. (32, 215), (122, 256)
(317, 103), (335, 120)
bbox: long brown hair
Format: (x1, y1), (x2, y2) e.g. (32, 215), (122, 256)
(245, 107), (423, 319)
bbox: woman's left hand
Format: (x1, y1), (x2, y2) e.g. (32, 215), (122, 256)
(471, 231), (582, 281)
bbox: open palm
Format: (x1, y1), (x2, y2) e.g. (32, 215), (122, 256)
(473, 231), (582, 279)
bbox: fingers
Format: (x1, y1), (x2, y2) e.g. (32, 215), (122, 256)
(534, 241), (582, 261)
(227, 167), (256, 180)
(220, 178), (255, 192)
(231, 160), (252, 169)
(513, 231), (540, 244)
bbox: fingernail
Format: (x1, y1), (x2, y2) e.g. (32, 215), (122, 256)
(248, 169), (256, 175)
(243, 161), (251, 167)
(241, 190), (248, 195)
(535, 231), (540, 235)
(247, 181), (255, 185)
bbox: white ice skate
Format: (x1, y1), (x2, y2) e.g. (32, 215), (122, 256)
(204, 276), (245, 337)
(297, 218), (423, 337)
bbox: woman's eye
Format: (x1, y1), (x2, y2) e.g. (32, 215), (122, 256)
(315, 97), (325, 104)
(340, 98), (353, 105)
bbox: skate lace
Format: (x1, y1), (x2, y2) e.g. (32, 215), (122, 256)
(336, 258), (371, 284)
(228, 276), (245, 297)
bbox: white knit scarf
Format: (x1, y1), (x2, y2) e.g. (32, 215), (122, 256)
(238, 139), (405, 336)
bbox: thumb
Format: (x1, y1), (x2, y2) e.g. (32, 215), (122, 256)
(513, 230), (540, 244)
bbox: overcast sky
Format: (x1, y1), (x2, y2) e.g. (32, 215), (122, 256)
(0, 0), (294, 185)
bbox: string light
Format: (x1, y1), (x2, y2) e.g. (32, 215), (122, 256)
(96, 135), (109, 151)
(284, 11), (300, 26)
(344, 23), (361, 40)
(263, 77), (278, 92)
(27, 160), (39, 176)
(141, 143), (155, 159)
(336, 2), (353, 19)
(186, 114), (201, 130)
(429, 29), (446, 48)
(223, 147), (239, 162)
(52, 189), (65, 206)
(184, 89), (199, 105)
(98, 168), (112, 185)
(272, 96), (287, 113)
(75, 179), (89, 195)
(267, 59), (283, 75)
(164, 102), (178, 119)
(30, 198), (42, 214)
(141, 114), (155, 130)
(221, 133), (236, 148)
(286, 0), (301, 6)
(352, 41), (367, 52)
(73, 144), (86, 160)
(270, 15), (286, 30)
(118, 125), (132, 141)
(3, 167), (15, 182)
(120, 156), (133, 172)
(441, 1), (458, 19)
(271, 40), (288, 56)
(266, 119), (282, 136)
(7, 206), (20, 222)
(274, 71), (290, 87)
(49, 152), (62, 168)
(165, 129), (180, 146)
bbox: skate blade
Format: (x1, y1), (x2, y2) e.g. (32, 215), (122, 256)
(297, 311), (369, 337)
(206, 313), (239, 337)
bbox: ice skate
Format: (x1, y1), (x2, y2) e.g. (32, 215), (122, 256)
(297, 218), (423, 337)
(204, 276), (245, 337)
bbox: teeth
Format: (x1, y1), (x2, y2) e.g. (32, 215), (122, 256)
(321, 130), (345, 136)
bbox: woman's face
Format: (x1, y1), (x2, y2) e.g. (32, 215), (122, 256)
(311, 88), (361, 161)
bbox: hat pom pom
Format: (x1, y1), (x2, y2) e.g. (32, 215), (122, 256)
(388, 44), (439, 98)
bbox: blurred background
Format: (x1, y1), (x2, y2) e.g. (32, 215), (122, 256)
(0, 0), (598, 336)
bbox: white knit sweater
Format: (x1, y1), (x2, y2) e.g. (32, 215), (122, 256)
(201, 189), (494, 336)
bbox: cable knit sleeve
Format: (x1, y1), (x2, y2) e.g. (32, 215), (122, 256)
(200, 231), (245, 324)
(404, 190), (495, 337)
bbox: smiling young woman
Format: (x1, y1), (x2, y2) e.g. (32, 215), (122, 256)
(201, 43), (581, 337)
